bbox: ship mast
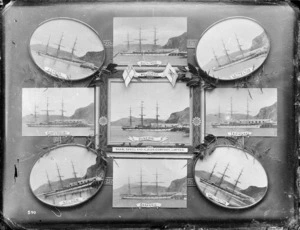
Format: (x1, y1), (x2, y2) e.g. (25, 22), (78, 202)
(45, 170), (53, 191)
(71, 161), (78, 181)
(45, 35), (51, 55)
(70, 37), (77, 60)
(156, 102), (159, 127)
(41, 97), (54, 124)
(212, 48), (221, 67)
(139, 168), (144, 195)
(34, 103), (38, 123)
(55, 163), (64, 188)
(140, 101), (145, 127)
(215, 163), (230, 196)
(227, 169), (244, 202)
(135, 27), (146, 53)
(56, 33), (64, 57)
(128, 177), (131, 195)
(129, 106), (132, 127)
(153, 27), (158, 51)
(246, 97), (250, 120)
(209, 163), (217, 180)
(125, 33), (133, 51)
(230, 97), (233, 120)
(153, 169), (163, 196)
(221, 39), (232, 63)
(61, 98), (66, 121)
(235, 33), (244, 58)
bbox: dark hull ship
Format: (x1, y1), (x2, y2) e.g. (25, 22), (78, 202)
(122, 102), (173, 131)
(35, 34), (98, 72)
(26, 98), (93, 128)
(211, 97), (277, 129)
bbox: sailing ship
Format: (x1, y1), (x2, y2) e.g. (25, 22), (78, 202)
(26, 98), (93, 128)
(119, 27), (187, 57)
(199, 163), (255, 207)
(35, 34), (97, 71)
(211, 97), (277, 129)
(121, 169), (178, 200)
(37, 162), (103, 204)
(122, 102), (173, 131)
(211, 34), (268, 72)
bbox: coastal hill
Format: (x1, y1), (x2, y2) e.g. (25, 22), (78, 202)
(206, 102), (277, 123)
(163, 32), (187, 52)
(23, 102), (94, 124)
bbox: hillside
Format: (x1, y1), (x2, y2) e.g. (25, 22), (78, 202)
(163, 32), (187, 52)
(70, 103), (94, 123)
(165, 107), (189, 124)
(255, 102), (277, 120)
(23, 103), (94, 124)
(79, 50), (105, 67)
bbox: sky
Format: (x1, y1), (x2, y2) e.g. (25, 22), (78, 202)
(109, 80), (190, 121)
(30, 19), (104, 56)
(206, 88), (277, 116)
(196, 18), (269, 66)
(113, 159), (187, 189)
(22, 88), (94, 117)
(30, 146), (97, 191)
(114, 17), (187, 47)
(195, 146), (268, 190)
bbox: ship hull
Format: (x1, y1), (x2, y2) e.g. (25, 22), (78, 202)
(122, 127), (172, 131)
(27, 124), (93, 128)
(121, 195), (174, 200)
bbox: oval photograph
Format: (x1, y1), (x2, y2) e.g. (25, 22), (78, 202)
(194, 146), (268, 209)
(30, 145), (106, 207)
(30, 18), (105, 80)
(196, 17), (270, 80)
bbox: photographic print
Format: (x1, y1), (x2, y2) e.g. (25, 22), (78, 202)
(22, 88), (94, 136)
(205, 88), (277, 136)
(108, 80), (191, 145)
(194, 146), (268, 209)
(30, 18), (105, 80)
(29, 145), (106, 207)
(113, 159), (187, 208)
(113, 17), (187, 66)
(196, 17), (270, 80)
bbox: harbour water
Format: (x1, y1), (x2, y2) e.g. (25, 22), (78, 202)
(31, 51), (95, 80)
(113, 192), (187, 208)
(22, 124), (94, 136)
(206, 122), (277, 137)
(109, 126), (190, 145)
(114, 54), (187, 66)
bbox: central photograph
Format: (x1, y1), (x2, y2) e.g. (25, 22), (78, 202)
(108, 79), (192, 146)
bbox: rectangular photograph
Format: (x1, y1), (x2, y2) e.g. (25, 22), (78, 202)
(108, 79), (192, 145)
(113, 17), (187, 66)
(22, 88), (94, 136)
(113, 158), (187, 208)
(205, 88), (277, 137)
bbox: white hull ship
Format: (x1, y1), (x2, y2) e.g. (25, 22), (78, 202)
(37, 162), (103, 206)
(35, 34), (97, 71)
(120, 169), (178, 200)
(200, 163), (255, 207)
(211, 97), (277, 129)
(211, 34), (268, 72)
